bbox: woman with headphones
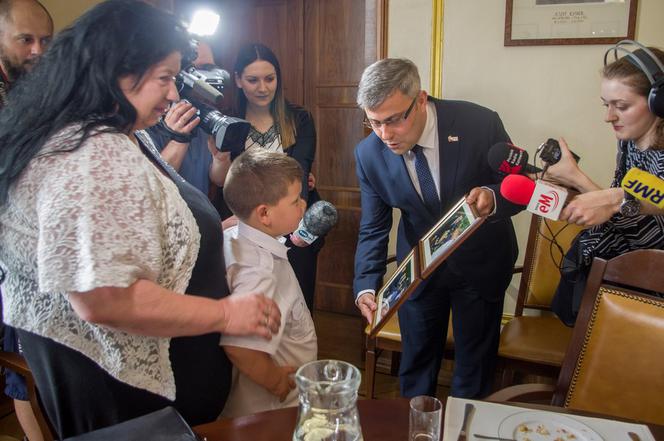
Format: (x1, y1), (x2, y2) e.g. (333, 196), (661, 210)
(546, 41), (664, 325)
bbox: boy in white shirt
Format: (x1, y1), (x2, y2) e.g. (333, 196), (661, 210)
(220, 149), (317, 417)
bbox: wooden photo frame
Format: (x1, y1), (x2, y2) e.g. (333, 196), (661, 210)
(504, 0), (638, 46)
(368, 249), (422, 338)
(418, 198), (485, 279)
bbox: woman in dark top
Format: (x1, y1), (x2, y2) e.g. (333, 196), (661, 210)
(232, 43), (324, 311)
(547, 42), (664, 324)
(0, 2), (280, 437)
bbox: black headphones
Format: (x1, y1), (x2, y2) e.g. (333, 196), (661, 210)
(604, 40), (664, 118)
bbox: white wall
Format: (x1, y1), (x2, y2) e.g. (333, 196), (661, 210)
(388, 0), (433, 91)
(389, 0), (664, 312)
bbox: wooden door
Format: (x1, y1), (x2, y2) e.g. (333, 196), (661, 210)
(305, 0), (386, 315)
(174, 0), (304, 108)
(173, 0), (386, 317)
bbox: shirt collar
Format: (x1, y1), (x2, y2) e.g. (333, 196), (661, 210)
(415, 101), (436, 151)
(237, 221), (289, 259)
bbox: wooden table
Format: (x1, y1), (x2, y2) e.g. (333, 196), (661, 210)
(194, 398), (409, 441)
(193, 398), (664, 441)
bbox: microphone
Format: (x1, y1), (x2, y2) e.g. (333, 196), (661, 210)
(500, 174), (569, 220)
(291, 200), (338, 246)
(538, 138), (581, 165)
(488, 142), (542, 176)
(621, 168), (664, 209)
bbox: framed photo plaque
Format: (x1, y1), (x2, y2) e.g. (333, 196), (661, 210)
(418, 198), (485, 279)
(368, 249), (422, 338)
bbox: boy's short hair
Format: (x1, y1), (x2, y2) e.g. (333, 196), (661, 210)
(223, 149), (303, 220)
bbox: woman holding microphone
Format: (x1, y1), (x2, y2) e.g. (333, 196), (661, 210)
(546, 41), (664, 324)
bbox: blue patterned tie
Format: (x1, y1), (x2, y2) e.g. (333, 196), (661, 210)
(413, 145), (440, 215)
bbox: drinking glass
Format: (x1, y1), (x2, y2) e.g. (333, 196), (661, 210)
(409, 395), (442, 441)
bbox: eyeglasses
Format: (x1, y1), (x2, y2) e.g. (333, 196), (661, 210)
(363, 95), (418, 130)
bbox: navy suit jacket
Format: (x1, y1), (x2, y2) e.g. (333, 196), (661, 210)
(353, 98), (520, 301)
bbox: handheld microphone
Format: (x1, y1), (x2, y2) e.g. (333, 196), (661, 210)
(291, 200), (338, 245)
(500, 174), (569, 220)
(538, 138), (581, 165)
(488, 142), (542, 176)
(621, 168), (664, 209)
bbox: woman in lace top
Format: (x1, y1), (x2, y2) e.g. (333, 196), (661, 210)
(230, 43), (325, 311)
(0, 1), (281, 437)
(546, 43), (664, 325)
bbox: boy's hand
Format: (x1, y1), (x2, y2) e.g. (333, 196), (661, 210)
(269, 365), (297, 402)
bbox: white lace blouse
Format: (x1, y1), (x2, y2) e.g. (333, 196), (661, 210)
(0, 126), (200, 400)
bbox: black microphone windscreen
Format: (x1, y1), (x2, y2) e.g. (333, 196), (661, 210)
(303, 201), (338, 236)
(488, 142), (542, 175)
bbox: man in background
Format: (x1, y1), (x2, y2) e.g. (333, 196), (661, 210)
(0, 0), (53, 106)
(147, 41), (231, 204)
(0, 1), (53, 439)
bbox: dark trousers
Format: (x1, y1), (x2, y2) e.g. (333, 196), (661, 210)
(397, 264), (504, 398)
(18, 329), (230, 438)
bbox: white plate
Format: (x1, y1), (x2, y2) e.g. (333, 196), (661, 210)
(498, 411), (603, 441)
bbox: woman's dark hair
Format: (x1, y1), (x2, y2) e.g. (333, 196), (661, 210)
(233, 43), (296, 148)
(603, 46), (664, 149)
(0, 0), (191, 207)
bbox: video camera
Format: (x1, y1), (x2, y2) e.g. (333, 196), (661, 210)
(158, 41), (250, 158)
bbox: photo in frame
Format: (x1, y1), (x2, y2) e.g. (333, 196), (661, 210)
(368, 249), (422, 338)
(505, 0), (638, 46)
(418, 198), (485, 279)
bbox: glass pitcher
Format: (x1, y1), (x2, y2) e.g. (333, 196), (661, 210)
(292, 359), (363, 441)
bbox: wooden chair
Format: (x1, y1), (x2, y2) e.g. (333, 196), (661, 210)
(364, 256), (454, 399)
(490, 249), (664, 425)
(0, 350), (55, 440)
(497, 215), (583, 386)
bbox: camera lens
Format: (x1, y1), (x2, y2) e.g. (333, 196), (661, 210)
(199, 108), (250, 157)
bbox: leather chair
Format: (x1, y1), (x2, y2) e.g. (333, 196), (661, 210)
(497, 215), (583, 386)
(490, 249), (664, 425)
(0, 350), (55, 440)
(364, 256), (454, 399)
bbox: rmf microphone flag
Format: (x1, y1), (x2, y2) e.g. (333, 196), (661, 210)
(621, 168), (664, 209)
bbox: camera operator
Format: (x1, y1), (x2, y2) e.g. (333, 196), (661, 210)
(545, 42), (664, 326)
(147, 41), (231, 197)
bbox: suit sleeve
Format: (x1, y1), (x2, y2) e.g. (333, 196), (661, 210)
(353, 146), (393, 297)
(483, 111), (523, 220)
(288, 109), (316, 201)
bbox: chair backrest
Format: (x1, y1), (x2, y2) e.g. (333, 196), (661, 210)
(553, 249), (664, 425)
(0, 350), (55, 440)
(515, 215), (583, 315)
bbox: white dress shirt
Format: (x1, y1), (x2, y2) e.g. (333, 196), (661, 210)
(402, 101), (440, 200)
(220, 221), (317, 417)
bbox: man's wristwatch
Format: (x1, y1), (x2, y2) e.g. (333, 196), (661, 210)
(620, 192), (640, 217)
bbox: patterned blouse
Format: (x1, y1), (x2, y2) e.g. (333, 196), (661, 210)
(579, 140), (664, 265)
(0, 126), (200, 400)
(245, 124), (283, 152)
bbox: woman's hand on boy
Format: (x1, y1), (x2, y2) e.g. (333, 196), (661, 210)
(219, 293), (281, 339)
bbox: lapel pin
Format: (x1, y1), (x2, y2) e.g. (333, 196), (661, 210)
(448, 135), (459, 142)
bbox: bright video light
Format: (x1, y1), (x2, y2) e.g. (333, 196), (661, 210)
(188, 9), (220, 36)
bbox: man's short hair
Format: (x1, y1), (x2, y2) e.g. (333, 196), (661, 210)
(357, 58), (421, 110)
(223, 149), (303, 221)
(0, 0), (52, 35)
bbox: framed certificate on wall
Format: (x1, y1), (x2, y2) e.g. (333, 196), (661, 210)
(505, 0), (638, 46)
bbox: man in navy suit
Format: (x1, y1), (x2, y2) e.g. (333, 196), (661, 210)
(354, 58), (520, 398)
